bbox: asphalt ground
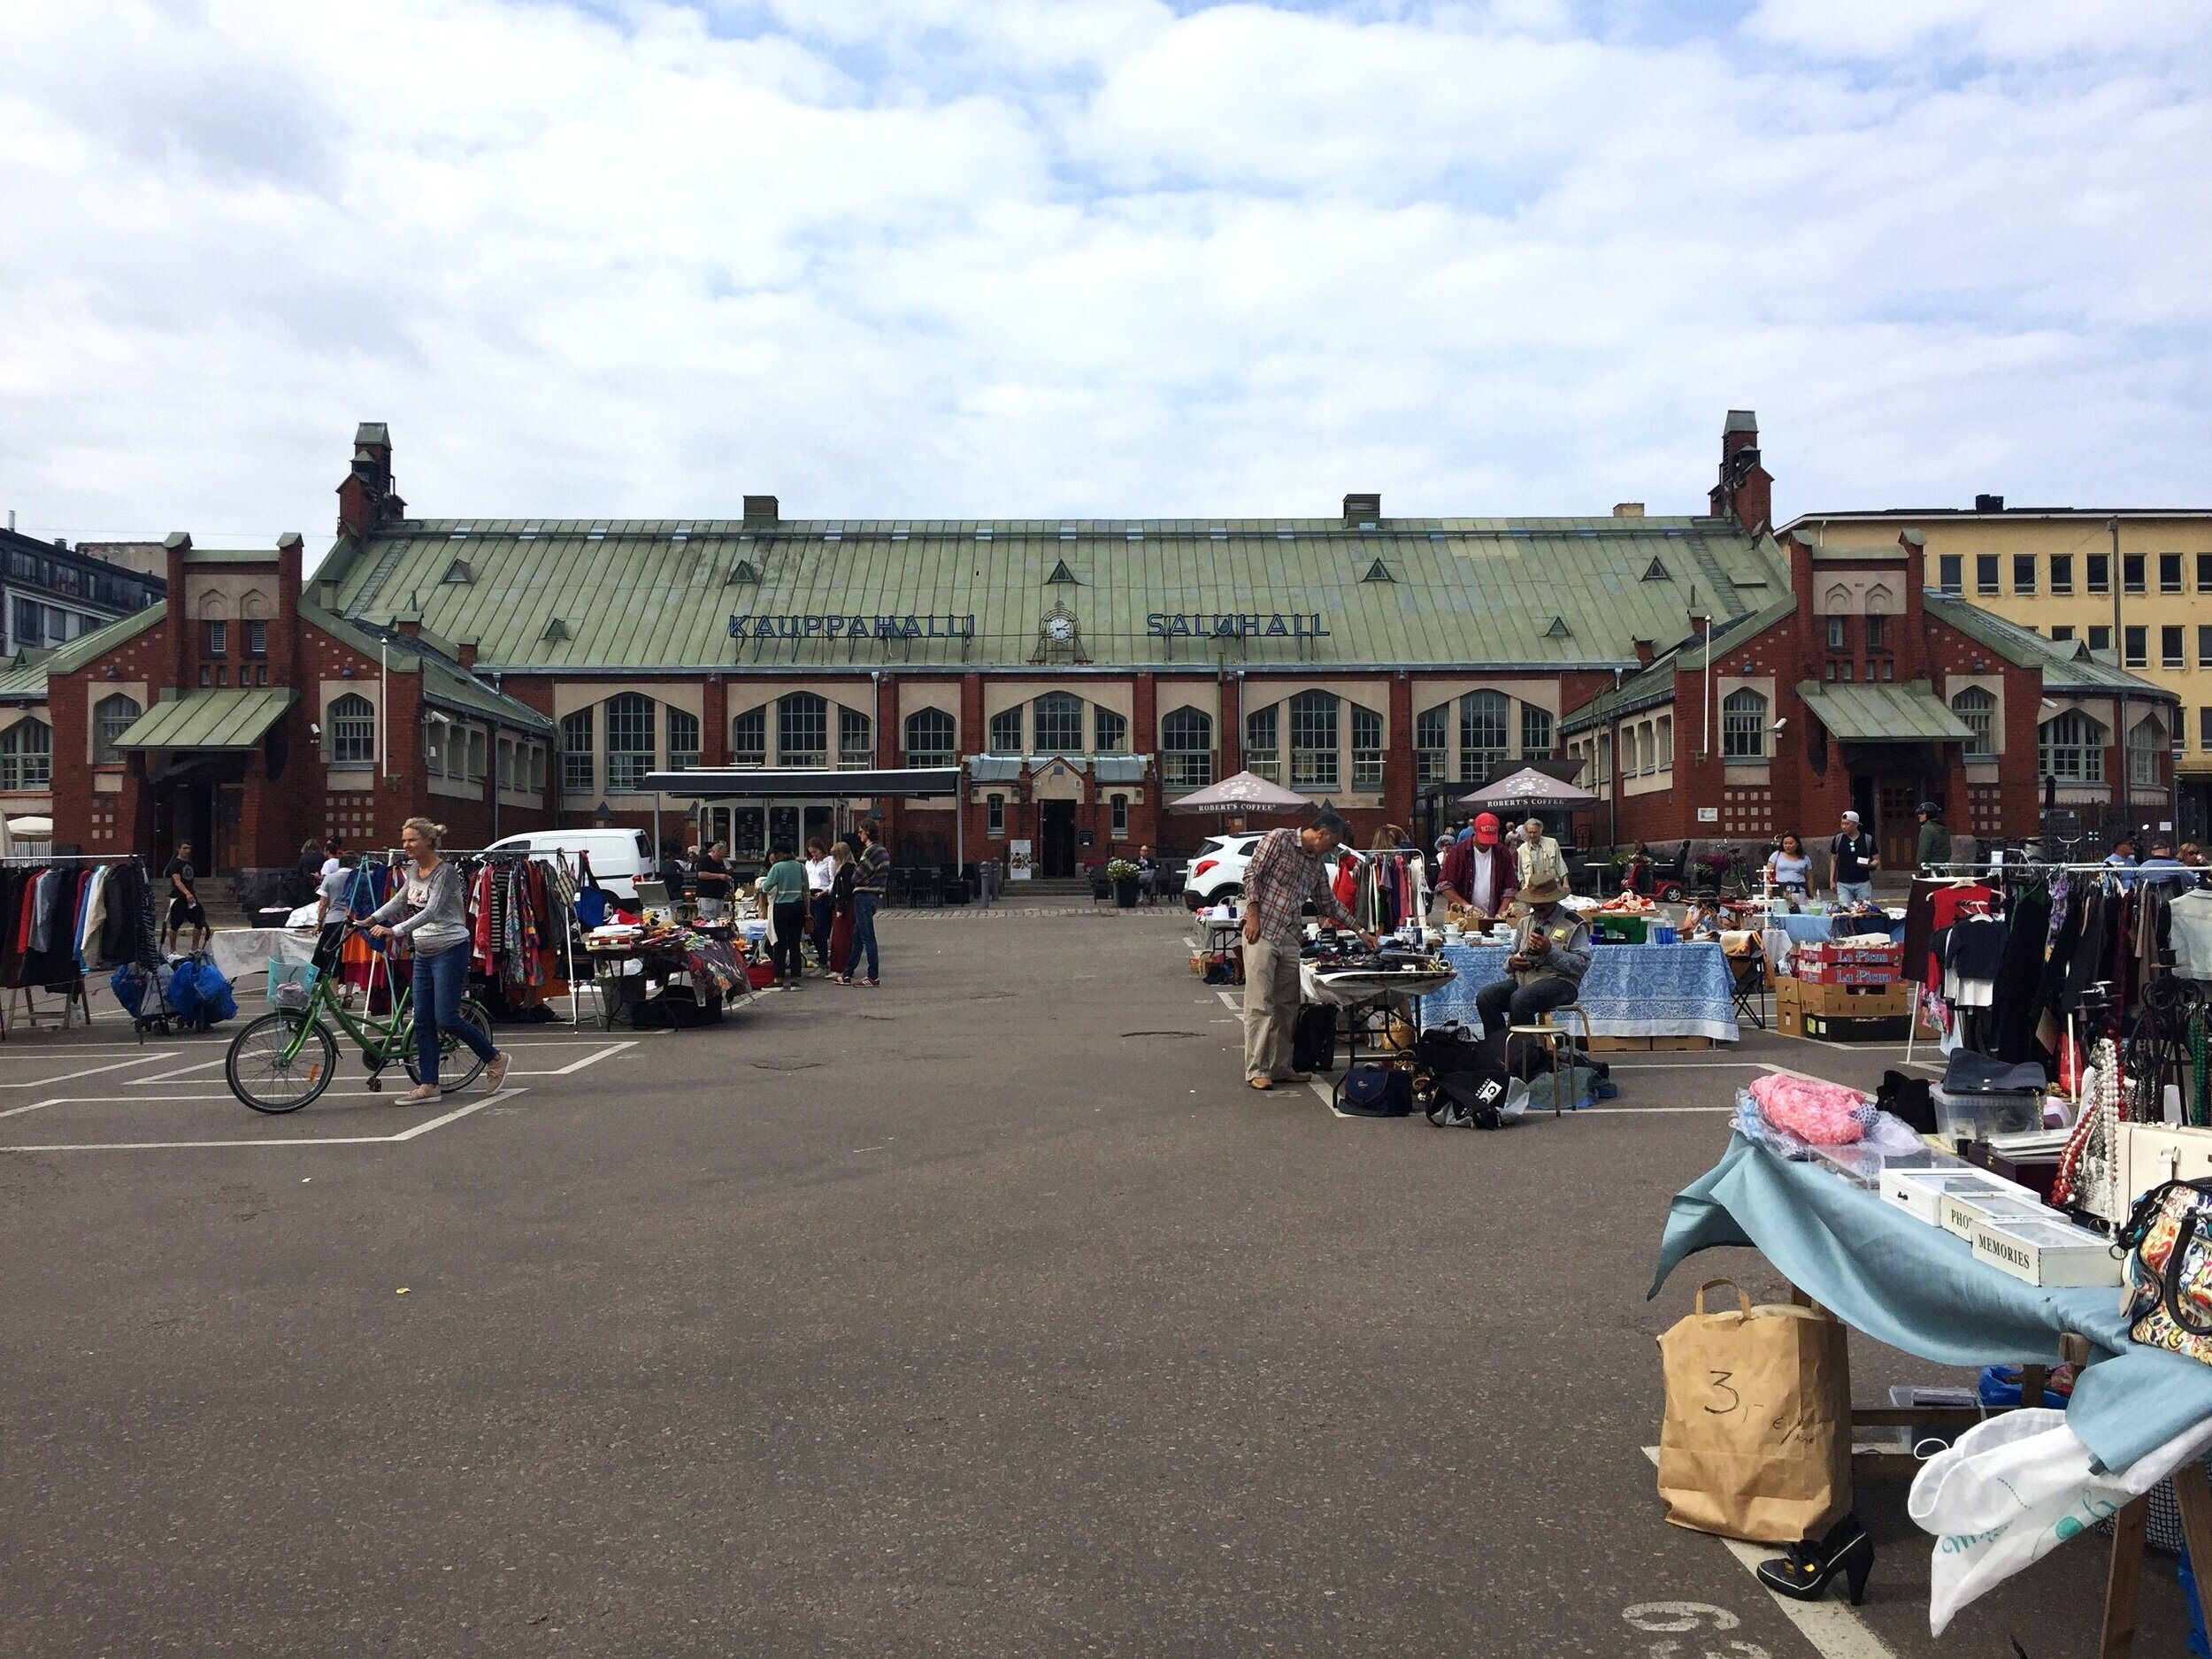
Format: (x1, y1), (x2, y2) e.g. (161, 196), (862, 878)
(0, 910), (2193, 1657)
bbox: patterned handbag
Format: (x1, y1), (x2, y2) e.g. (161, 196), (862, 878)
(2117, 1177), (2212, 1365)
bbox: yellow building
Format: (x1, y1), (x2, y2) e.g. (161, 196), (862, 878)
(1785, 503), (2212, 843)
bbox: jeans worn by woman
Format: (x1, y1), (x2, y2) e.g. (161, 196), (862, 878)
(412, 941), (498, 1087)
(809, 894), (835, 969)
(851, 891), (880, 981)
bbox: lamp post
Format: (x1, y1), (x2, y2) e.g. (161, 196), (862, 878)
(2110, 517), (2126, 840)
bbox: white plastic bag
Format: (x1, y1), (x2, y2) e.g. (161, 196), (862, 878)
(1909, 1407), (2212, 1634)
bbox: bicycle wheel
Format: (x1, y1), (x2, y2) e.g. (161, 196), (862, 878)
(403, 999), (495, 1091)
(227, 1011), (339, 1114)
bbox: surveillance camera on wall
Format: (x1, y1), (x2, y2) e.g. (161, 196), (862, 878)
(1769, 717), (1788, 733)
(309, 722), (321, 739)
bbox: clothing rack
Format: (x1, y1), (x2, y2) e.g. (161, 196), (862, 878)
(0, 854), (154, 1037)
(379, 847), (588, 1030)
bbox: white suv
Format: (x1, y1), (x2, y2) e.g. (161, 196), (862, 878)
(1182, 833), (1264, 909)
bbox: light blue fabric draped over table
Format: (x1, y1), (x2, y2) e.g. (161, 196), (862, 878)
(1653, 1134), (2212, 1474)
(1419, 941), (1740, 1041)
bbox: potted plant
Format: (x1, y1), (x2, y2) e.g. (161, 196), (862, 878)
(1105, 857), (1141, 908)
(1691, 849), (1732, 895)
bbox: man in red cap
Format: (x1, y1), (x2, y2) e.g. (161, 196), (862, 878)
(1435, 811), (1518, 922)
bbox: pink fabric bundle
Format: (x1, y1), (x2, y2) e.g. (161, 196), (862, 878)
(1748, 1072), (1866, 1146)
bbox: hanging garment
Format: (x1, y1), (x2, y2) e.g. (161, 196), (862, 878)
(1992, 882), (2054, 1065)
(78, 864), (111, 968)
(1942, 916), (2008, 1009)
(2170, 889), (2212, 979)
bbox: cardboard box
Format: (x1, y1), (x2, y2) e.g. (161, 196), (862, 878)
(1801, 1011), (1909, 1041)
(1796, 961), (1900, 987)
(1969, 1216), (2124, 1288)
(1799, 941), (1902, 970)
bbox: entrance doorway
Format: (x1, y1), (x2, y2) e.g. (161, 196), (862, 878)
(153, 780), (217, 872)
(1852, 771), (1932, 874)
(1040, 801), (1077, 879)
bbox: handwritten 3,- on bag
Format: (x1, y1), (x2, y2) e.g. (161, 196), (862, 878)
(1656, 1279), (1854, 1544)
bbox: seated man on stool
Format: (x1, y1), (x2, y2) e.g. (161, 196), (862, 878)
(1473, 875), (1591, 1064)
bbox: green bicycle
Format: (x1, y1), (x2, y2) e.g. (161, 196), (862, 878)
(226, 933), (495, 1114)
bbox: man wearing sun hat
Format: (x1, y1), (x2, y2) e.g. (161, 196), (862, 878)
(1437, 811), (1518, 921)
(1472, 872), (1591, 1060)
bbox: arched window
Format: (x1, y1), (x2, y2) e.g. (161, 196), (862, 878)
(2130, 715), (2165, 790)
(1288, 689), (1340, 788)
(904, 709), (956, 768)
(1350, 704), (1384, 788)
(1094, 708), (1127, 753)
(329, 693), (376, 766)
(604, 692), (655, 789)
(1721, 687), (1767, 759)
(987, 707), (1023, 754)
(0, 718), (50, 792)
(560, 708), (593, 792)
(1951, 686), (1997, 757)
(1161, 707), (1213, 788)
(1415, 703), (1449, 785)
(838, 707), (872, 770)
(1521, 703), (1554, 757)
(667, 708), (701, 772)
(1245, 705), (1279, 782)
(776, 692), (826, 768)
(1033, 691), (1084, 756)
(94, 693), (141, 764)
(730, 706), (767, 768)
(1459, 691), (1509, 781)
(2038, 710), (2105, 782)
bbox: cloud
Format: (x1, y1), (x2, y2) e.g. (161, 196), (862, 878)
(0, 0), (2204, 554)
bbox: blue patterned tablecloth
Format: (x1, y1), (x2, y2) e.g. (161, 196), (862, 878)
(1419, 941), (1739, 1041)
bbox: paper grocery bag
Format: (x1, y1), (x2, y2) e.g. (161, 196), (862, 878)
(1656, 1279), (1854, 1544)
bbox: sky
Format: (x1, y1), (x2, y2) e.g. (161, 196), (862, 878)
(2, 0), (2208, 557)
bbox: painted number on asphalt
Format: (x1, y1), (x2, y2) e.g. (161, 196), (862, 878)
(1623, 1602), (1768, 1659)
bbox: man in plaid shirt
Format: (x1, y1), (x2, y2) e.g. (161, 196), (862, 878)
(1240, 811), (1375, 1089)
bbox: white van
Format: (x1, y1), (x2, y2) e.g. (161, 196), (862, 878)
(483, 827), (656, 901)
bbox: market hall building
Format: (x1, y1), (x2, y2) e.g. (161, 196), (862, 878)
(9, 414), (2172, 894)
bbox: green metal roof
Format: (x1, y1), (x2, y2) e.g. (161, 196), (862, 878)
(316, 516), (1791, 673)
(113, 687), (296, 751)
(1924, 593), (2175, 700)
(296, 602), (553, 733)
(1557, 597), (1795, 735)
(1796, 680), (1973, 743)
(0, 605), (166, 703)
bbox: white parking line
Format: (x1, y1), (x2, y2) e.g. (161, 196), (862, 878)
(513, 1041), (636, 1077)
(0, 1087), (527, 1151)
(0, 1055), (178, 1089)
(1640, 1448), (1899, 1659)
(126, 1057), (229, 1084)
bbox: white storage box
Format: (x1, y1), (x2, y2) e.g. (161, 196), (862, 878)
(1937, 1188), (2055, 1240)
(2121, 1123), (2212, 1208)
(1879, 1166), (2023, 1225)
(1968, 1216), (2123, 1288)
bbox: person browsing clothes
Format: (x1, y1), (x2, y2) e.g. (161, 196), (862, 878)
(1472, 875), (1591, 1063)
(1436, 811), (1519, 921)
(803, 839), (837, 972)
(1240, 812), (1375, 1091)
(365, 817), (509, 1106)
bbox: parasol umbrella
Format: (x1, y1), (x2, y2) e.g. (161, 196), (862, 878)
(1456, 767), (1599, 813)
(1167, 770), (1313, 814)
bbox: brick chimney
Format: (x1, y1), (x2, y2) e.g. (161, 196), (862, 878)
(457, 641), (478, 672)
(1632, 638), (1655, 666)
(1709, 409), (1773, 535)
(396, 618), (423, 641)
(337, 421), (406, 540)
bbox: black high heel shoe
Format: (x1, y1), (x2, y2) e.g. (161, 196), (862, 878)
(1755, 1512), (1872, 1605)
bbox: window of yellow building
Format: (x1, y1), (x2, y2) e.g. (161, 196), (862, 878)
(2013, 555), (2036, 595)
(2088, 553), (2110, 594)
(1976, 555), (2000, 595)
(2125, 626), (2148, 668)
(2163, 626), (2185, 669)
(2124, 553), (2147, 594)
(2052, 554), (2074, 594)
(2162, 553), (2185, 594)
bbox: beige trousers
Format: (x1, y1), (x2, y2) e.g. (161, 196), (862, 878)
(1242, 937), (1303, 1081)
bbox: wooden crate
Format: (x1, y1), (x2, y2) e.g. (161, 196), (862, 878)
(1587, 1035), (1650, 1052)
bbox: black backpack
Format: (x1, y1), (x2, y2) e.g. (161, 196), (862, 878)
(1293, 1004), (1339, 1073)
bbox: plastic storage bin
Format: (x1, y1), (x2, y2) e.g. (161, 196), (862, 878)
(1932, 1085), (2044, 1143)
